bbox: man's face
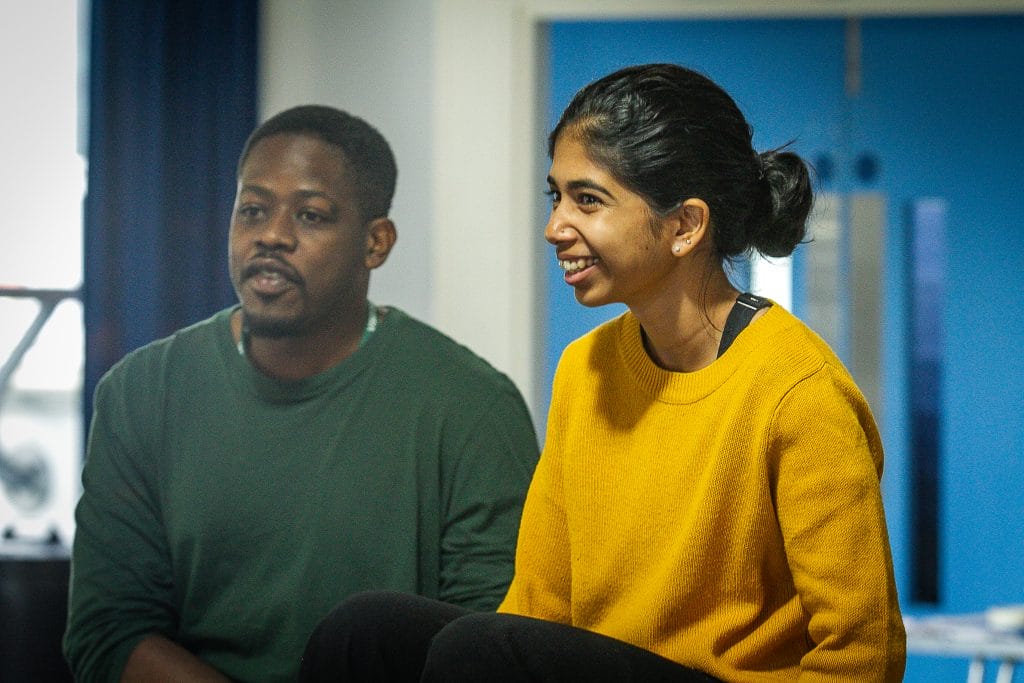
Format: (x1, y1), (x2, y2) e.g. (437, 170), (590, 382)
(229, 133), (371, 339)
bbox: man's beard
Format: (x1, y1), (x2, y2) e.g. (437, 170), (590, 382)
(241, 310), (302, 340)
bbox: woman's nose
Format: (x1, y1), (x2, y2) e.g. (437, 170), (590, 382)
(544, 210), (573, 246)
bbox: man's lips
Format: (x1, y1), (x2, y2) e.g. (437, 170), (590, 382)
(242, 256), (302, 285)
(242, 256), (303, 296)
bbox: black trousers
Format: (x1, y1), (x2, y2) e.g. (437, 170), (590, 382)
(299, 591), (722, 682)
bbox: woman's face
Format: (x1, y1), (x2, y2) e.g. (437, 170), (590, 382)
(544, 134), (678, 309)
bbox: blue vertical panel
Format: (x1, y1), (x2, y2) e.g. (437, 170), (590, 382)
(907, 198), (947, 605)
(85, 0), (258, 442)
(546, 19), (845, 413)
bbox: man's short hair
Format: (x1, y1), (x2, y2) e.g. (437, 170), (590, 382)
(238, 105), (397, 221)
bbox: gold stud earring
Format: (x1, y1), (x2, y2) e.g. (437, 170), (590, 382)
(673, 245), (681, 253)
(685, 238), (692, 245)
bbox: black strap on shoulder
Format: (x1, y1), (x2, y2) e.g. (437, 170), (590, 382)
(717, 292), (772, 358)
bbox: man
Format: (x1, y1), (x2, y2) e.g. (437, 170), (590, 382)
(63, 105), (539, 682)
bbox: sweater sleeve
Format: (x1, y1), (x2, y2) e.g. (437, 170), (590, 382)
(438, 382), (540, 611)
(63, 364), (178, 682)
(771, 366), (906, 682)
(497, 356), (573, 622)
(496, 445), (572, 621)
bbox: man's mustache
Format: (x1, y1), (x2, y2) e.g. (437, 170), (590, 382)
(241, 252), (303, 285)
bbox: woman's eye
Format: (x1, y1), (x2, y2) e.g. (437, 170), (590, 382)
(544, 189), (560, 205)
(578, 193), (600, 206)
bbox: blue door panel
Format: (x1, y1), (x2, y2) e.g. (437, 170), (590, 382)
(858, 16), (1024, 616)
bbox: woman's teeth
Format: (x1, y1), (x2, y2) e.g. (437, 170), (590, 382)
(559, 257), (599, 273)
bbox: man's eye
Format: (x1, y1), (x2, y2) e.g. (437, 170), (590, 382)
(299, 210), (325, 223)
(237, 205), (263, 220)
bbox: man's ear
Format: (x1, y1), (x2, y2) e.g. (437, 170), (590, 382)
(365, 218), (397, 270)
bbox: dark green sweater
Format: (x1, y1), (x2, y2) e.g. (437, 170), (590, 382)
(64, 306), (539, 682)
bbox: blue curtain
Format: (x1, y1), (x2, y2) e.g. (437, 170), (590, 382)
(83, 0), (258, 435)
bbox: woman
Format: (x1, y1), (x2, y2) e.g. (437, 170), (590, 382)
(300, 63), (906, 682)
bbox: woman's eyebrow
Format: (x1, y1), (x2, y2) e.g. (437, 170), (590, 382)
(547, 175), (616, 199)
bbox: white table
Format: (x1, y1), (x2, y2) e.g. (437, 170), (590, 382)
(905, 613), (1024, 683)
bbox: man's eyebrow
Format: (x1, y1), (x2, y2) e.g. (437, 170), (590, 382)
(238, 185), (334, 203)
(238, 183), (273, 198)
(546, 175), (617, 199)
(294, 189), (333, 202)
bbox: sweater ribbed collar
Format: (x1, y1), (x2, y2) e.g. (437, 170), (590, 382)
(617, 304), (787, 405)
(221, 305), (402, 404)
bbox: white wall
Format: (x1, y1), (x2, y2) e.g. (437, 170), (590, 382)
(260, 0), (545, 416)
(259, 0), (436, 338)
(260, 0), (1024, 421)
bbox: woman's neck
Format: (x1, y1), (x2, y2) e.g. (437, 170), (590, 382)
(632, 267), (739, 373)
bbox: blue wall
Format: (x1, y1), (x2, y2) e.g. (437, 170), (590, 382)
(545, 16), (1024, 681)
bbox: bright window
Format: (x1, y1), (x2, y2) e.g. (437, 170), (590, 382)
(0, 2), (87, 546)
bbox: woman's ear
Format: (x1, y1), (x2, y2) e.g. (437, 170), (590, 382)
(670, 198), (710, 256)
(365, 218), (397, 270)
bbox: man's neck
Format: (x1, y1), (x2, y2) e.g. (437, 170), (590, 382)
(231, 305), (376, 381)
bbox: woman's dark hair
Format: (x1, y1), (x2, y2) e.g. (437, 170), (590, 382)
(238, 105), (397, 222)
(550, 63), (811, 260)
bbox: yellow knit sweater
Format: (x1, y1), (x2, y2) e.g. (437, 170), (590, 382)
(499, 305), (905, 681)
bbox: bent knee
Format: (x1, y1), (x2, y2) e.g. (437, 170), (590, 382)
(429, 612), (519, 659)
(309, 591), (409, 646)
